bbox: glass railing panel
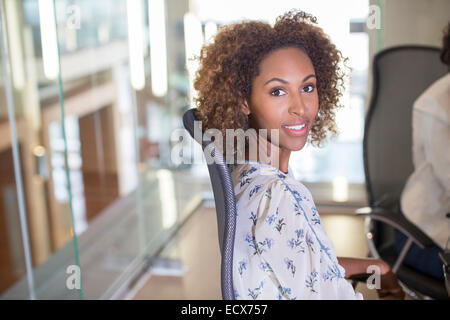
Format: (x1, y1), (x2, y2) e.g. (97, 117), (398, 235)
(0, 0), (82, 299)
(50, 0), (205, 299)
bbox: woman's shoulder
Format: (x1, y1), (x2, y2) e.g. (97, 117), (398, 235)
(231, 161), (288, 189)
(231, 161), (314, 205)
(232, 161), (310, 192)
(413, 73), (450, 122)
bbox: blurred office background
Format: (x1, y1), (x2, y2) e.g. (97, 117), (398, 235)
(0, 0), (448, 299)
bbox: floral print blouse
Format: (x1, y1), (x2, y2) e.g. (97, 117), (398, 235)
(230, 160), (363, 300)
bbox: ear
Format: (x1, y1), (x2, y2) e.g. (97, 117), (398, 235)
(241, 100), (251, 116)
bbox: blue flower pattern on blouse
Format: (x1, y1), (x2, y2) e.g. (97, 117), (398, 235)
(245, 232), (274, 255)
(275, 218), (286, 234)
(248, 281), (264, 300)
(265, 207), (278, 226)
(277, 286), (296, 300)
(231, 161), (363, 300)
(311, 206), (321, 225)
(305, 269), (319, 293)
(238, 259), (248, 276)
(287, 229), (306, 253)
(284, 258), (296, 277)
(260, 262), (274, 273)
(249, 211), (257, 226)
(239, 167), (257, 188)
(305, 233), (316, 253)
(249, 184), (263, 199)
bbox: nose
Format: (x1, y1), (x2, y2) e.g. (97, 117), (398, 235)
(288, 92), (306, 117)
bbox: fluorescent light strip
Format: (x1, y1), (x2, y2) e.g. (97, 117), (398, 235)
(332, 176), (349, 202)
(126, 0), (145, 90)
(38, 0), (59, 80)
(183, 12), (203, 106)
(5, 0), (25, 89)
(148, 0), (168, 97)
(156, 169), (177, 229)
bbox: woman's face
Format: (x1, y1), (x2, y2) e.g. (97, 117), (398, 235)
(243, 46), (319, 153)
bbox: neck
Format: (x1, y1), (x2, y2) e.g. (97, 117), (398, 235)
(243, 129), (290, 173)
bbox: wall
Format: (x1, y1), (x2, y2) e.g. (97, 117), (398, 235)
(366, 0), (450, 109)
(382, 0), (450, 48)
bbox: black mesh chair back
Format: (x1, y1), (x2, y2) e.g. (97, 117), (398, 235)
(183, 108), (236, 300)
(364, 46), (449, 299)
(364, 46), (449, 210)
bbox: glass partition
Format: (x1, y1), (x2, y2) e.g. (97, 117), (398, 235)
(1, 0), (208, 299)
(0, 0), (82, 299)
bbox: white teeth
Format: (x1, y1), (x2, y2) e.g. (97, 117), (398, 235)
(284, 124), (305, 130)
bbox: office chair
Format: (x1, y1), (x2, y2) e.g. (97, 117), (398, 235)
(357, 45), (449, 300)
(183, 108), (236, 300)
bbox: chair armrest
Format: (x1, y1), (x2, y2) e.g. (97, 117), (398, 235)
(347, 273), (371, 283)
(356, 207), (436, 249)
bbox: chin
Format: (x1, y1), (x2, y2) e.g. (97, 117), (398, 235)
(292, 143), (307, 151)
(284, 139), (307, 152)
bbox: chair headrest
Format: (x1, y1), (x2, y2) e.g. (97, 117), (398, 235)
(182, 108), (202, 144)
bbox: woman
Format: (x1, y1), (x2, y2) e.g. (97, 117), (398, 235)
(194, 10), (404, 300)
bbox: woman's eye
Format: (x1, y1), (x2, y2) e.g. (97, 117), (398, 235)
(270, 88), (286, 96)
(303, 84), (315, 93)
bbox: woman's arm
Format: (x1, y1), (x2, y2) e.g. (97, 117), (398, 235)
(337, 257), (389, 279)
(338, 256), (405, 299)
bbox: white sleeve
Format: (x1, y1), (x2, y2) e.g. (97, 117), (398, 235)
(422, 112), (450, 194)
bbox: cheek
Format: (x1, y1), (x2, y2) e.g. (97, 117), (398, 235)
(253, 102), (284, 129)
(307, 93), (319, 118)
(265, 108), (284, 128)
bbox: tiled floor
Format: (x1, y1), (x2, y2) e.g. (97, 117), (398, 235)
(132, 204), (386, 300)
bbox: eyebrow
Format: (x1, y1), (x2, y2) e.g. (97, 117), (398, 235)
(264, 74), (316, 86)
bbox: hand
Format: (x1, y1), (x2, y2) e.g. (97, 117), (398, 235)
(377, 263), (405, 300)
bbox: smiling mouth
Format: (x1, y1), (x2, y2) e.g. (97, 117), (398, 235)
(281, 122), (308, 136)
(282, 124), (306, 130)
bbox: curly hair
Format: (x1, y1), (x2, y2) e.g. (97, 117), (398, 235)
(193, 10), (348, 153)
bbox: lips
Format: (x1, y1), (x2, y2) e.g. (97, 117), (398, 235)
(282, 121), (308, 136)
(283, 123), (306, 130)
